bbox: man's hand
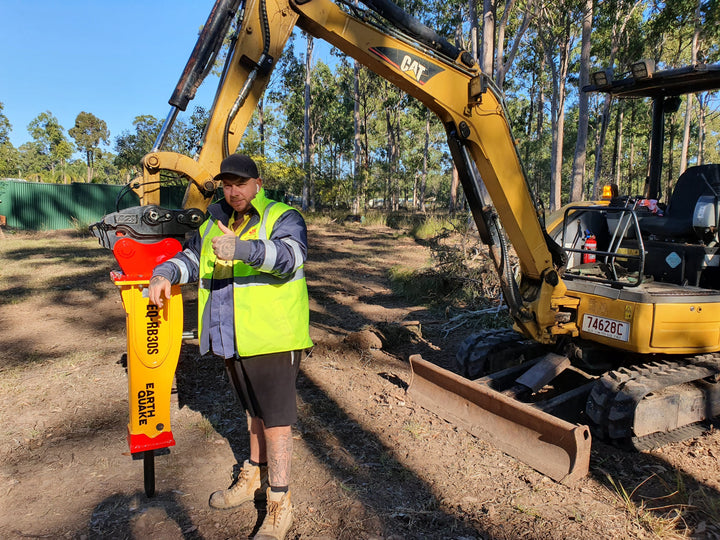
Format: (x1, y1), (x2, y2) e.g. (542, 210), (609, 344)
(148, 275), (172, 308)
(212, 221), (237, 261)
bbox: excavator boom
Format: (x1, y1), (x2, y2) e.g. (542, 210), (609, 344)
(141, 0), (575, 344)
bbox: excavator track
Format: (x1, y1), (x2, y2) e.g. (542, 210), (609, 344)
(586, 354), (720, 450)
(455, 328), (546, 379)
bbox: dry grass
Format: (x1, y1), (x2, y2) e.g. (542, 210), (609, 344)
(606, 473), (690, 538)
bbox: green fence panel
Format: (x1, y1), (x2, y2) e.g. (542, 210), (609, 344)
(0, 181), (189, 231)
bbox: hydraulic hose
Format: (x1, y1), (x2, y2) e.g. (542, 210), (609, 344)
(169, 0), (244, 112)
(445, 127), (526, 320)
(359, 0), (473, 66)
(222, 0), (271, 157)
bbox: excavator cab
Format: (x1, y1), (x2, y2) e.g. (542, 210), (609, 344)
(553, 63), (720, 291)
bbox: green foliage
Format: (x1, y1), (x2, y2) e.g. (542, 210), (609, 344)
(113, 114), (162, 176)
(24, 111), (74, 181)
(68, 111), (110, 182)
(0, 102), (11, 146)
(2, 0), (719, 205)
(0, 142), (20, 178)
(27, 111), (66, 157)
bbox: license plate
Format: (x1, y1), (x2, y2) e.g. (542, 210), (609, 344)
(581, 314), (630, 342)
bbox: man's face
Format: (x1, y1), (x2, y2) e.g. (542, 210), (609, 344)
(222, 176), (262, 215)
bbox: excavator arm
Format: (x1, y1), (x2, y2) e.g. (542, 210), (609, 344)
(139, 0), (577, 345)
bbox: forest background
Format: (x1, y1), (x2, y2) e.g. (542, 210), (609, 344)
(0, 0), (719, 215)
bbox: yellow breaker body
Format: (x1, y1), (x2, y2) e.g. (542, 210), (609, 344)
(115, 277), (184, 453)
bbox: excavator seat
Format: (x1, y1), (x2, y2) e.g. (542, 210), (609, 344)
(640, 164), (720, 240)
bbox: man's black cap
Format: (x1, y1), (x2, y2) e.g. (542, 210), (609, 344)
(215, 154), (259, 181)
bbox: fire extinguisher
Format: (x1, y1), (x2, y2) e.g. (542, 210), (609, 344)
(583, 232), (597, 264)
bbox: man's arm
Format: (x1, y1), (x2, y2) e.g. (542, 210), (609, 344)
(212, 209), (308, 278)
(149, 232), (203, 307)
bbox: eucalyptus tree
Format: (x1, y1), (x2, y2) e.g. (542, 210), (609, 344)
(114, 115), (191, 181)
(311, 60), (355, 206)
(646, 0), (720, 184)
(114, 115), (163, 179)
(350, 65), (385, 210)
(503, 42), (551, 203)
(68, 111), (110, 183)
(17, 142), (50, 182)
(303, 33), (314, 211)
(27, 111), (73, 183)
(0, 102), (19, 178)
(492, 0), (536, 90)
(569, 0), (593, 202)
(535, 0), (584, 211)
(587, 0), (644, 198)
(0, 102), (11, 146)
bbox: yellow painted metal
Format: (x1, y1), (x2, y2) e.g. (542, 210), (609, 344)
(142, 0), (557, 287)
(141, 152), (217, 209)
(137, 0), (300, 213)
(134, 0), (575, 343)
(651, 302), (720, 350)
(117, 280), (184, 452)
(288, 0), (575, 344)
(293, 0), (551, 281)
(572, 290), (720, 354)
(197, 0), (300, 173)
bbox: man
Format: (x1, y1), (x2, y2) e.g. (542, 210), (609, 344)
(149, 153), (312, 540)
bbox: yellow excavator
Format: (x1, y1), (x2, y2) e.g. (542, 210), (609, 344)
(91, 0), (720, 491)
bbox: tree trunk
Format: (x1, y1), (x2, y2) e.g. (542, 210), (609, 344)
(612, 103), (624, 188)
(591, 0), (642, 197)
(420, 110), (429, 212)
(352, 59), (362, 215)
(449, 166), (460, 212)
(480, 0), (495, 76)
(468, 0), (479, 61)
(680, 0), (702, 175)
(86, 150), (93, 183)
(258, 96), (266, 158)
(628, 103), (637, 195)
(544, 15), (573, 212)
(569, 0), (592, 202)
(535, 53), (545, 198)
(666, 120), (676, 202)
(495, 0), (533, 90)
(302, 35), (314, 212)
(697, 93), (707, 165)
(383, 92), (400, 211)
(592, 93), (612, 199)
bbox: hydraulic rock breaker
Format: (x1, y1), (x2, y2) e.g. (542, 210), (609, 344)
(90, 206), (204, 496)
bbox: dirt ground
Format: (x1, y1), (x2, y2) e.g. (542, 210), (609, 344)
(2, 223), (720, 540)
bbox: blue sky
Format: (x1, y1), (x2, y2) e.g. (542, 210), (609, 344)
(0, 1), (327, 155)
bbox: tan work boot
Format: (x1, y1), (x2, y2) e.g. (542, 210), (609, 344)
(253, 488), (293, 539)
(209, 460), (268, 509)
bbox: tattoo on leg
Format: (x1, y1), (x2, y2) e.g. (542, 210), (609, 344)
(265, 426), (293, 487)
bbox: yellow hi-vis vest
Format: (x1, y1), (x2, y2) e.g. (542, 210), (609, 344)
(197, 190), (312, 357)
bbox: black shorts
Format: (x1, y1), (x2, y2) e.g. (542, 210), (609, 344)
(224, 350), (303, 428)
